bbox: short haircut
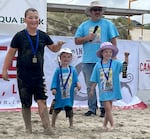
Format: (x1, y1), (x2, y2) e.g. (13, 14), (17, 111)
(24, 8), (38, 17)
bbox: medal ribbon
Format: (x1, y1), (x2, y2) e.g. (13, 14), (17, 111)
(25, 29), (39, 55)
(60, 66), (71, 90)
(101, 59), (112, 81)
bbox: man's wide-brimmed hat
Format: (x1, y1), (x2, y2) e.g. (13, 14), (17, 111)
(96, 42), (118, 58)
(85, 1), (105, 16)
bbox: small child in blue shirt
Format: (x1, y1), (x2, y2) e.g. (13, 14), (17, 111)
(90, 42), (129, 131)
(50, 48), (81, 128)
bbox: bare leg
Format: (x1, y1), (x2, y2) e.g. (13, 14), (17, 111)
(103, 115), (108, 131)
(104, 101), (114, 130)
(22, 107), (32, 133)
(49, 99), (55, 114)
(51, 110), (58, 128)
(107, 101), (114, 130)
(69, 117), (73, 128)
(67, 109), (73, 128)
(103, 115), (108, 128)
(37, 100), (54, 135)
(102, 101), (109, 131)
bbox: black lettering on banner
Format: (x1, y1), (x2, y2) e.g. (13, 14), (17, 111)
(20, 17), (24, 23)
(39, 19), (44, 24)
(0, 16), (18, 23)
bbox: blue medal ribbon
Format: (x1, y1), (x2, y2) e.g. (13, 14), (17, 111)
(101, 59), (112, 81)
(25, 29), (39, 56)
(60, 66), (71, 91)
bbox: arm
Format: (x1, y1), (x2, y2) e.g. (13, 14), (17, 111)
(75, 33), (96, 45)
(76, 82), (81, 91)
(50, 69), (59, 95)
(75, 36), (90, 45)
(110, 37), (117, 47)
(47, 41), (65, 52)
(110, 37), (118, 59)
(2, 47), (17, 81)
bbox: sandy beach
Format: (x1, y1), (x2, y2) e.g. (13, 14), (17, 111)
(0, 106), (150, 139)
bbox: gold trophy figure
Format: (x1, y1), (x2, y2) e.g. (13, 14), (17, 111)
(122, 52), (130, 78)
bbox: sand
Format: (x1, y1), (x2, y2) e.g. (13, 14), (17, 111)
(0, 107), (150, 139)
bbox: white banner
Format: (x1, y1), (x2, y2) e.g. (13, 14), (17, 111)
(113, 40), (140, 107)
(0, 35), (148, 110)
(139, 42), (150, 89)
(0, 0), (47, 35)
(0, 35), (21, 109)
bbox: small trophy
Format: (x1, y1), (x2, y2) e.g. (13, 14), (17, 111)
(122, 52), (129, 78)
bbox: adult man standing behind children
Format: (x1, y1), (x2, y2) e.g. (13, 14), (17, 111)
(74, 1), (119, 117)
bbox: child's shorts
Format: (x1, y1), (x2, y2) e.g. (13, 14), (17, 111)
(17, 77), (48, 108)
(54, 106), (73, 118)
